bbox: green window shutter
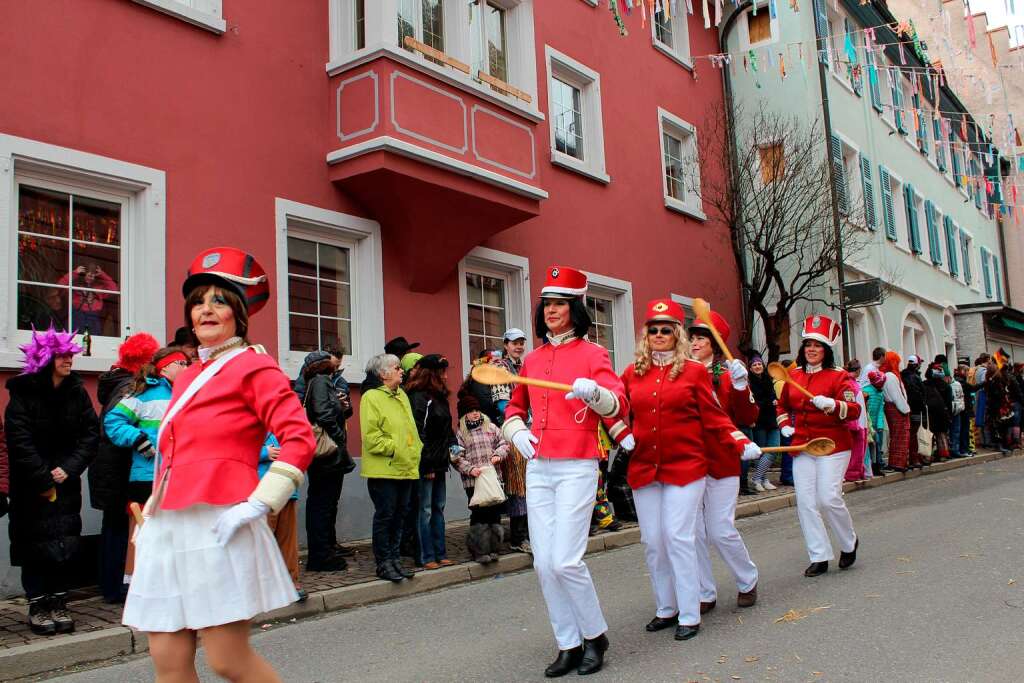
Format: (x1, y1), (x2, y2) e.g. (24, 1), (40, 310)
(924, 201), (941, 265)
(906, 185), (922, 254)
(860, 154), (876, 230)
(944, 217), (959, 277)
(960, 229), (972, 283)
(813, 0), (829, 66)
(933, 118), (946, 171)
(994, 258), (1002, 301)
(952, 144), (962, 186)
(867, 49), (882, 111)
(970, 158), (982, 209)
(831, 134), (849, 216)
(880, 166), (897, 240)
(981, 249), (992, 297)
(894, 80), (906, 134)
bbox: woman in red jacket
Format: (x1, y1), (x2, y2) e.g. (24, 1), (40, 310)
(122, 247), (315, 682)
(624, 300), (760, 642)
(687, 309), (761, 613)
(776, 315), (861, 577)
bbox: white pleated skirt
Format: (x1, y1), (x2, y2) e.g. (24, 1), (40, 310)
(122, 504), (297, 633)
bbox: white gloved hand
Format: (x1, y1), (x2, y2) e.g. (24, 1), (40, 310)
(620, 434), (636, 451)
(781, 426), (795, 438)
(741, 442), (762, 462)
(727, 359), (749, 390)
(511, 430), (539, 460)
(212, 497), (271, 546)
(811, 395), (837, 413)
(565, 377), (600, 404)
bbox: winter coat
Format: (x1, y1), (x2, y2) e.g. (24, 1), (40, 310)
(304, 373), (349, 468)
(749, 371), (779, 430)
(4, 371), (98, 566)
(453, 415), (509, 488)
(104, 377), (172, 483)
(87, 367), (134, 511)
(408, 390), (456, 475)
(862, 385), (887, 431)
(923, 378), (952, 433)
(0, 416), (9, 497)
(901, 368), (926, 414)
(359, 385), (422, 480)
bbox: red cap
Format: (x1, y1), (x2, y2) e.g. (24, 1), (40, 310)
(183, 247), (269, 315)
(540, 266), (588, 298)
(689, 310), (731, 343)
(644, 299), (685, 326)
(801, 314), (841, 346)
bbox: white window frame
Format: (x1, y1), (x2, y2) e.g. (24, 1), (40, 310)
(887, 169), (911, 253)
(274, 198), (384, 384)
(131, 0), (226, 34)
(739, 4), (779, 51)
(545, 46), (610, 184)
(658, 107), (704, 220)
(457, 247), (532, 375)
(582, 271), (634, 374)
(670, 293), (696, 328)
(836, 135), (860, 224)
(960, 228), (980, 293)
(0, 134), (166, 372)
(328, 0), (541, 123)
(650, 3), (692, 70)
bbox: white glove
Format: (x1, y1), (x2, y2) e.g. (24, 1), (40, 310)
(811, 395), (837, 413)
(512, 430), (539, 460)
(727, 359), (749, 390)
(741, 442), (762, 462)
(212, 497), (271, 546)
(781, 426), (795, 438)
(565, 377), (600, 404)
(620, 434), (636, 451)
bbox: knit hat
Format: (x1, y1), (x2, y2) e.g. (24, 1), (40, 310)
(867, 370), (885, 388)
(19, 326), (83, 375)
(748, 354), (764, 366)
(115, 333), (160, 373)
(400, 352), (423, 372)
(458, 394), (481, 417)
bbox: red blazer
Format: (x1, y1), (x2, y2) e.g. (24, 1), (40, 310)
(156, 349), (315, 510)
(775, 366), (861, 454)
(505, 338), (628, 459)
(705, 363), (759, 479)
(624, 360), (749, 489)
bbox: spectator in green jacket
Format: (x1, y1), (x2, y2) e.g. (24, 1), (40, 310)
(864, 371), (888, 476)
(359, 353), (422, 583)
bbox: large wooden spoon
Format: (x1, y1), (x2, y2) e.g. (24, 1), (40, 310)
(760, 437), (836, 456)
(766, 361), (815, 399)
(471, 363), (573, 393)
(692, 297), (734, 362)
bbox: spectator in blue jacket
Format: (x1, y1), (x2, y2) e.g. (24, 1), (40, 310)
(259, 433), (304, 601)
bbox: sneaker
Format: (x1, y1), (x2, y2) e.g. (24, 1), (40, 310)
(48, 593), (75, 634)
(27, 597), (56, 636)
(519, 540), (532, 554)
(762, 480), (777, 491)
(753, 481), (766, 493)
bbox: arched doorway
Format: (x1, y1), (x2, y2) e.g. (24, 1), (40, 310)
(901, 311), (933, 362)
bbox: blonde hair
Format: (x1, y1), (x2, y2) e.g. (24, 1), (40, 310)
(633, 322), (692, 380)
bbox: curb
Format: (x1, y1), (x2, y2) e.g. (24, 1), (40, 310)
(5, 449), (1014, 681)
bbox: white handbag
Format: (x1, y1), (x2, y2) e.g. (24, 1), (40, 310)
(469, 466), (507, 507)
(917, 407), (934, 457)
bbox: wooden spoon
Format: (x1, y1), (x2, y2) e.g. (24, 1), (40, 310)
(692, 297), (734, 362)
(761, 437), (836, 456)
(766, 361), (815, 400)
(471, 363), (573, 393)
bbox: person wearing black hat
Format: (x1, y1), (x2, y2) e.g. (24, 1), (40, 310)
(384, 336), (421, 359)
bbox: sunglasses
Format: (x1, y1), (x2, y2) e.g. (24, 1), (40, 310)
(647, 326), (675, 336)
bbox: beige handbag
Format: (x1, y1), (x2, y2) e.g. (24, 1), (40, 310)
(917, 407), (934, 457)
(469, 466), (507, 507)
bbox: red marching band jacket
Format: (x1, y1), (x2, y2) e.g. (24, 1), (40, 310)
(156, 349), (315, 510)
(623, 359), (749, 490)
(504, 338), (629, 459)
(775, 366), (861, 453)
(703, 363), (758, 479)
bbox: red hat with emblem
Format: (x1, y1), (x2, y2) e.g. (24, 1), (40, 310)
(801, 314), (841, 346)
(689, 310), (731, 342)
(645, 298), (685, 326)
(540, 265), (588, 298)
(182, 247), (270, 315)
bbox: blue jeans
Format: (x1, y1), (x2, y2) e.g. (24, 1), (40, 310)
(366, 478), (413, 567)
(779, 429), (794, 484)
(949, 412), (962, 455)
(418, 475), (447, 563)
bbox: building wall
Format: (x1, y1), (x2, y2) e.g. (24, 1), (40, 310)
(0, 2), (741, 594)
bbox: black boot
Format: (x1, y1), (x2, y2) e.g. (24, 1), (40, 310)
(577, 633), (609, 675)
(544, 646), (583, 677)
(674, 623), (700, 641)
(804, 561), (829, 577)
(645, 614), (677, 632)
(838, 538), (859, 570)
(376, 562), (404, 583)
(27, 597), (56, 636)
(48, 593), (75, 634)
(392, 559), (415, 579)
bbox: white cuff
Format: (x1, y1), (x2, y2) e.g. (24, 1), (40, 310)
(502, 416), (528, 444)
(251, 462), (303, 512)
(590, 387), (619, 418)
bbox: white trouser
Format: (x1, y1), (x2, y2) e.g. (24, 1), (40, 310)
(634, 478), (706, 626)
(793, 450), (857, 562)
(695, 475), (759, 602)
(526, 458), (608, 650)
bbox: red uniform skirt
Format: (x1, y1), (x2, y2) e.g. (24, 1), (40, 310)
(884, 404), (911, 470)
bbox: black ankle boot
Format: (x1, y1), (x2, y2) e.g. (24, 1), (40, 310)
(804, 561), (828, 577)
(391, 559), (415, 579)
(544, 646), (583, 677)
(376, 562), (404, 583)
(48, 593), (75, 634)
(577, 633), (609, 675)
(838, 538), (859, 569)
(27, 597), (56, 636)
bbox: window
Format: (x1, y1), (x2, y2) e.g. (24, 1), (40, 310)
(583, 272), (634, 373)
(891, 70), (907, 134)
(356, 0), (366, 50)
(924, 200), (941, 265)
(830, 134), (850, 216)
(747, 11), (772, 45)
(843, 17), (863, 95)
(759, 143), (785, 184)
(586, 293), (616, 367)
(826, 18), (842, 77)
(275, 199), (384, 383)
(546, 47), (609, 183)
(866, 44), (883, 112)
(960, 229), (973, 284)
(658, 108), (703, 219)
(903, 184), (923, 254)
(651, 4), (691, 67)
(859, 154), (877, 230)
(933, 116), (946, 171)
(1, 134), (166, 369)
(981, 247), (992, 298)
(993, 255), (1002, 302)
(944, 216), (959, 278)
(130, 0), (225, 34)
(670, 294), (696, 328)
(399, 0), (445, 54)
(458, 247), (531, 372)
(470, 1), (508, 82)
(286, 237), (352, 354)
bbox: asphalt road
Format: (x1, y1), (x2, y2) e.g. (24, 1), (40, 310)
(53, 457), (1024, 682)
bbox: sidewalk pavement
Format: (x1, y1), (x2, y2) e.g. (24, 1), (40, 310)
(0, 450), (1013, 681)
